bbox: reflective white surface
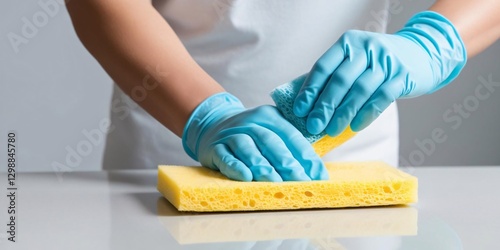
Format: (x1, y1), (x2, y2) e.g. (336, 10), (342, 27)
(1, 167), (499, 249)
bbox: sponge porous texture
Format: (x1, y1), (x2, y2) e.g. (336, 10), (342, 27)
(158, 162), (418, 212)
(270, 76), (356, 156)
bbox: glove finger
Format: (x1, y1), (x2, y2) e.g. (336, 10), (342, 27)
(293, 42), (345, 117)
(280, 129), (329, 181)
(268, 106), (329, 180)
(351, 76), (404, 131)
(225, 134), (283, 182)
(245, 126), (312, 181)
(258, 106), (328, 180)
(211, 143), (253, 182)
(305, 51), (368, 135)
(325, 66), (385, 136)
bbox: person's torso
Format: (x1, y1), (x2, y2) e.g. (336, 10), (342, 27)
(153, 0), (391, 106)
(103, 0), (399, 169)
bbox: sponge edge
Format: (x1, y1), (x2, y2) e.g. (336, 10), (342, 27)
(270, 74), (356, 156)
(157, 161), (418, 212)
(311, 128), (356, 157)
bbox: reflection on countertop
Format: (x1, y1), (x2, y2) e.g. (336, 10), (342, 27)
(156, 197), (417, 245)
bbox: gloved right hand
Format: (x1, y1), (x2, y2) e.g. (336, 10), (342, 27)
(293, 11), (466, 137)
(182, 92), (328, 182)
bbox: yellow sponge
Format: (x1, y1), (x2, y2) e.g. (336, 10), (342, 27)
(311, 127), (356, 156)
(157, 161), (417, 212)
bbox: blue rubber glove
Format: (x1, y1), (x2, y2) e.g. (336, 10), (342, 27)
(182, 92), (328, 182)
(293, 11), (467, 136)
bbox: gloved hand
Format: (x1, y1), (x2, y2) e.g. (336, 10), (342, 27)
(293, 11), (467, 136)
(182, 92), (328, 182)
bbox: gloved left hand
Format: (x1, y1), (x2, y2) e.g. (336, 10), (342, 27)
(293, 11), (467, 136)
(182, 92), (328, 182)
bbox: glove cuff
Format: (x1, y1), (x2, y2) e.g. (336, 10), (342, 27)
(182, 92), (244, 160)
(397, 11), (467, 93)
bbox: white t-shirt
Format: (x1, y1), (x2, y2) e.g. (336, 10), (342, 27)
(102, 0), (399, 169)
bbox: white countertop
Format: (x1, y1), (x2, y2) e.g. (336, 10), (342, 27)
(1, 167), (499, 250)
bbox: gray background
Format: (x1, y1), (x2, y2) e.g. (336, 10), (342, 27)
(1, 0), (498, 172)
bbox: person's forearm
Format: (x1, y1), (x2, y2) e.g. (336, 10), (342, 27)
(430, 0), (500, 57)
(66, 0), (224, 136)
